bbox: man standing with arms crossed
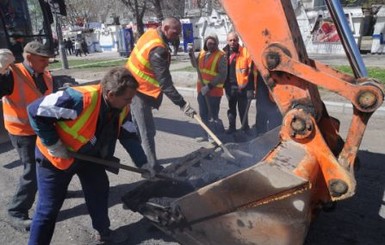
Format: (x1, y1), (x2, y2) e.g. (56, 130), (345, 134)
(126, 17), (196, 177)
(0, 41), (54, 231)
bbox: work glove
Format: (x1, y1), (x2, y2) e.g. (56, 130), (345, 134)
(187, 43), (194, 54)
(181, 102), (196, 118)
(46, 140), (70, 159)
(246, 90), (255, 100)
(0, 49), (15, 75)
(201, 85), (210, 96)
(122, 119), (137, 134)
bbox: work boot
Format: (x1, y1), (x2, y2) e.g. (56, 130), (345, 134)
(226, 113), (236, 134)
(7, 214), (32, 232)
(241, 125), (250, 132)
(92, 229), (127, 244)
(195, 136), (207, 142)
(225, 127), (236, 134)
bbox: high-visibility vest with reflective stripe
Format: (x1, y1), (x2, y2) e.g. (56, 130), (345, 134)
(197, 50), (225, 97)
(36, 85), (130, 170)
(2, 63), (53, 135)
(234, 46), (252, 89)
(126, 28), (167, 98)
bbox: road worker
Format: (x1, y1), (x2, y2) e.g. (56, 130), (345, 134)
(27, 67), (145, 244)
(223, 32), (255, 134)
(188, 33), (227, 143)
(126, 16), (196, 177)
(0, 41), (54, 231)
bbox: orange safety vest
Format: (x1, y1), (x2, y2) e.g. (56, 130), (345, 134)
(126, 28), (168, 99)
(2, 63), (53, 136)
(36, 85), (129, 170)
(234, 46), (252, 89)
(197, 50), (225, 97)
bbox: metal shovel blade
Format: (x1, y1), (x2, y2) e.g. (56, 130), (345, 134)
(193, 114), (236, 160)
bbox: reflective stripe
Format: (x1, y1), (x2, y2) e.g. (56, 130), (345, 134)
(236, 68), (248, 74)
(57, 87), (99, 144)
(199, 51), (223, 88)
(127, 61), (160, 87)
(2, 97), (18, 108)
(3, 114), (29, 124)
(133, 39), (164, 69)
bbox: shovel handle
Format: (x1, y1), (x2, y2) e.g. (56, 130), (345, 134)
(69, 152), (183, 182)
(193, 114), (236, 159)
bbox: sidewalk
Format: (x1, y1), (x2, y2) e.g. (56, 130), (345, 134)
(52, 51), (385, 118)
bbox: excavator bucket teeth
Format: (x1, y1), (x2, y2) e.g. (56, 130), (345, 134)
(122, 128), (315, 244)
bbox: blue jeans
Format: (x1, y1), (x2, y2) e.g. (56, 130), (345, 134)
(119, 136), (147, 168)
(28, 151), (110, 245)
(7, 134), (37, 219)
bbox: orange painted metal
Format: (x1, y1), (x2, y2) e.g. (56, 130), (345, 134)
(221, 0), (384, 203)
(122, 1), (385, 244)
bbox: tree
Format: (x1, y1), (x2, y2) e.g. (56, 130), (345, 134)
(120, 0), (147, 36)
(148, 0), (163, 21)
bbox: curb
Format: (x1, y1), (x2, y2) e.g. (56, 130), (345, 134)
(175, 87), (385, 118)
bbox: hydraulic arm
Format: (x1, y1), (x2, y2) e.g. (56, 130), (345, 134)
(122, 1), (385, 244)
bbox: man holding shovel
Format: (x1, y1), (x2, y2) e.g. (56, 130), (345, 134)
(126, 17), (196, 177)
(188, 34), (227, 144)
(26, 67), (146, 244)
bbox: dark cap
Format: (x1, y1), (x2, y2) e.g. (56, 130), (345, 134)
(24, 41), (54, 58)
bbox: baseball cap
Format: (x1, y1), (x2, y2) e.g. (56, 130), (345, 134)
(23, 41), (55, 58)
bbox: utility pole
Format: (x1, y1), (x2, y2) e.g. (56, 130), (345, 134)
(52, 1), (69, 69)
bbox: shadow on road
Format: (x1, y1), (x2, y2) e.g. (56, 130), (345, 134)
(55, 148), (385, 244)
(154, 117), (201, 138)
(306, 150), (385, 244)
(0, 141), (14, 154)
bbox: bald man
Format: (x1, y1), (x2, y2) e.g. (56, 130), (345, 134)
(126, 17), (196, 177)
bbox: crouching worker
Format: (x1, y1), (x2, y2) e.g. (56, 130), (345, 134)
(27, 67), (146, 245)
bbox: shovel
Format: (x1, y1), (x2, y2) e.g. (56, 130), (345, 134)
(193, 114), (236, 160)
(68, 152), (184, 183)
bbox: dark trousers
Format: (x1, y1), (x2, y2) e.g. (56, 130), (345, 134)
(28, 153), (110, 245)
(7, 134), (37, 219)
(255, 78), (282, 135)
(197, 93), (222, 137)
(197, 93), (221, 122)
(226, 91), (249, 129)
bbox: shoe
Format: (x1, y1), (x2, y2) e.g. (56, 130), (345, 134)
(208, 137), (218, 147)
(195, 136), (207, 142)
(7, 215), (32, 232)
(225, 127), (236, 134)
(241, 125), (250, 132)
(93, 229), (127, 244)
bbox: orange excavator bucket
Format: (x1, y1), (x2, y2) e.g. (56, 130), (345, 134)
(122, 0), (384, 244)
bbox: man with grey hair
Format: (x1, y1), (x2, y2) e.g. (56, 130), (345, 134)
(0, 41), (54, 231)
(126, 17), (197, 177)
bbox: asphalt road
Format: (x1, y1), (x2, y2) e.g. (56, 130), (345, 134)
(1, 51), (385, 244)
(1, 88), (384, 244)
